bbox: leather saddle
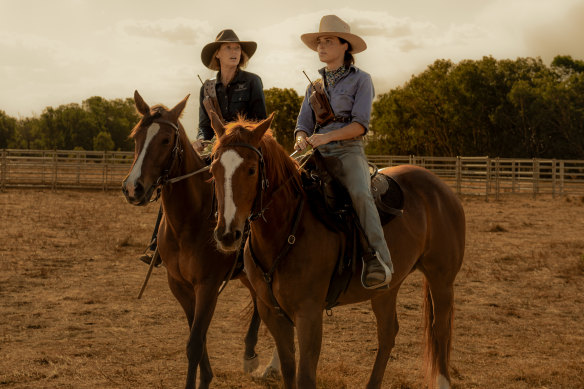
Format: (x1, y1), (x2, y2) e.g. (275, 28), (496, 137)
(299, 150), (404, 309)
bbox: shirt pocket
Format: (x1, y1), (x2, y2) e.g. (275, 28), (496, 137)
(230, 89), (251, 115)
(332, 85), (357, 115)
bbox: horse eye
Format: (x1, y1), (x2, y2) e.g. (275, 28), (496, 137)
(162, 138), (170, 145)
(248, 167), (256, 176)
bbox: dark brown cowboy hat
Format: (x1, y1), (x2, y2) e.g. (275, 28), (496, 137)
(201, 29), (257, 69)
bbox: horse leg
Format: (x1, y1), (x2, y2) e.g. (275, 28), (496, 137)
(185, 283), (219, 389)
(257, 298), (295, 389)
(239, 276), (261, 373)
(420, 271), (455, 389)
(295, 307), (323, 389)
(366, 287), (400, 389)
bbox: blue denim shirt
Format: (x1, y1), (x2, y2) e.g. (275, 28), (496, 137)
(295, 65), (375, 137)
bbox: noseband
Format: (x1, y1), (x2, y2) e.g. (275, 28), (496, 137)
(214, 142), (269, 221)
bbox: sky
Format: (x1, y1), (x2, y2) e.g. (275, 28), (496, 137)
(1, 0), (583, 139)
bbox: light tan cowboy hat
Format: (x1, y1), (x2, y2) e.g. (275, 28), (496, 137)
(201, 29), (257, 69)
(301, 15), (367, 54)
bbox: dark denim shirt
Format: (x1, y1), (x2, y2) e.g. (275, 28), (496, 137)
(295, 65), (375, 137)
(198, 69), (267, 140)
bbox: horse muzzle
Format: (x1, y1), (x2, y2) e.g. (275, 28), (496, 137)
(213, 225), (243, 253)
(122, 179), (155, 206)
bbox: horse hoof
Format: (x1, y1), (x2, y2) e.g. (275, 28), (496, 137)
(262, 365), (281, 379)
(243, 354), (259, 373)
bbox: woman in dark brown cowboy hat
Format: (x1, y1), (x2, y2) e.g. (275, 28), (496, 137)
(139, 29), (267, 267)
(192, 29), (267, 152)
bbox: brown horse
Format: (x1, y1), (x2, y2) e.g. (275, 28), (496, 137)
(121, 91), (266, 389)
(208, 114), (465, 389)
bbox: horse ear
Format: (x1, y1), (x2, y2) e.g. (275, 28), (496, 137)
(169, 94), (190, 121)
(210, 111), (225, 138)
(134, 90), (150, 116)
(251, 112), (275, 144)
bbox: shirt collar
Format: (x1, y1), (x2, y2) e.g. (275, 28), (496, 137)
(216, 68), (242, 86)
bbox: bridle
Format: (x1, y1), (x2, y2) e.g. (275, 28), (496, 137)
(147, 109), (210, 202)
(214, 142), (270, 221)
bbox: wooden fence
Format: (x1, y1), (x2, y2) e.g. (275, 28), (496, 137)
(2, 149), (584, 198)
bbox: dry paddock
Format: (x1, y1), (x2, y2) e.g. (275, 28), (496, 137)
(0, 189), (583, 389)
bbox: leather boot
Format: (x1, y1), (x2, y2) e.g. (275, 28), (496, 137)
(361, 251), (392, 289)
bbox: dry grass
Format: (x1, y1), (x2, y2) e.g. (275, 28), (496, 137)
(0, 190), (583, 388)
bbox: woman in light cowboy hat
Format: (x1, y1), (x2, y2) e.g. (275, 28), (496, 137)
(139, 29), (267, 267)
(294, 15), (394, 289)
(192, 29), (267, 152)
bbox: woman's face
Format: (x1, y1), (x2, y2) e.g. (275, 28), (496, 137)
(316, 36), (347, 65)
(216, 43), (242, 69)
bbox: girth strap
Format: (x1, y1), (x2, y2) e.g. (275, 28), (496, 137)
(248, 196), (305, 325)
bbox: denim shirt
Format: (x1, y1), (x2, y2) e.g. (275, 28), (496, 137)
(198, 70), (267, 140)
(295, 65), (375, 137)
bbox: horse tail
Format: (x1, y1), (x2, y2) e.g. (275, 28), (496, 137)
(422, 277), (453, 388)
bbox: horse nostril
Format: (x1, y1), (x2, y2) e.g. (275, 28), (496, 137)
(235, 230), (242, 240)
(134, 182), (144, 197)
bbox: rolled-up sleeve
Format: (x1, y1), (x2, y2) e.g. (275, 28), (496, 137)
(295, 86), (315, 137)
(350, 73), (375, 135)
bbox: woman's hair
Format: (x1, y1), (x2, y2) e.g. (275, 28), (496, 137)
(208, 44), (249, 71)
(338, 38), (355, 67)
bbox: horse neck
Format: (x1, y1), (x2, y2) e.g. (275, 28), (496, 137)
(161, 134), (212, 225)
(250, 171), (304, 260)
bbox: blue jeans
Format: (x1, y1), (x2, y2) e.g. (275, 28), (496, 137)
(317, 139), (392, 270)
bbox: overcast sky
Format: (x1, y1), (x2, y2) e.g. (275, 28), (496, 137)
(1, 0), (583, 138)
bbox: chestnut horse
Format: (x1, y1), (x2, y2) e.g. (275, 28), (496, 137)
(208, 114), (465, 389)
(121, 91), (266, 389)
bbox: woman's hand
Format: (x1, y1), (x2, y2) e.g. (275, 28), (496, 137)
(307, 133), (332, 148)
(192, 139), (204, 153)
(294, 133), (310, 151)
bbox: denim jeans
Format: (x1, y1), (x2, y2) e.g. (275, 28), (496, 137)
(317, 139), (392, 270)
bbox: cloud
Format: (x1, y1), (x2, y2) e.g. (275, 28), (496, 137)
(119, 18), (212, 46)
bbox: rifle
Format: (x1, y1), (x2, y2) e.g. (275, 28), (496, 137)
(303, 71), (335, 126)
(198, 75), (225, 124)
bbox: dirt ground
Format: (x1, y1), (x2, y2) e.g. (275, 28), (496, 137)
(0, 189), (583, 388)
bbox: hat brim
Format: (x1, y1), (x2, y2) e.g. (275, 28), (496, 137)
(201, 41), (257, 69)
(301, 32), (366, 54)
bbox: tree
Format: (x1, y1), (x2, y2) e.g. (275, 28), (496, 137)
(0, 110), (17, 148)
(264, 88), (303, 152)
(93, 131), (115, 151)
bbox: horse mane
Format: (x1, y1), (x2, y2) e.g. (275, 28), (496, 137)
(213, 117), (303, 198)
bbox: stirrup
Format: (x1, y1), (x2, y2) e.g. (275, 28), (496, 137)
(361, 252), (392, 290)
(138, 252), (161, 267)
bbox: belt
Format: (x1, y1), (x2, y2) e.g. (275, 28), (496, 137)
(315, 116), (352, 131)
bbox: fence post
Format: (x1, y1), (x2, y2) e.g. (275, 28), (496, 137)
(559, 160), (564, 196)
(495, 157), (500, 201)
(533, 158), (538, 199)
(52, 150), (57, 191)
(456, 156), (461, 195)
(1, 149), (6, 192)
(485, 157), (490, 201)
(103, 150), (108, 191)
(511, 160), (516, 193)
(552, 159), (556, 199)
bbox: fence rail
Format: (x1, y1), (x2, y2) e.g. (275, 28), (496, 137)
(2, 149), (584, 198)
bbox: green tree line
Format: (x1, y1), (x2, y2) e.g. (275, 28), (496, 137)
(1, 55), (583, 158)
(366, 55), (584, 159)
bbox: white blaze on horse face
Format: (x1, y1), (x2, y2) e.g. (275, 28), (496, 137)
(219, 149), (244, 233)
(126, 123), (160, 197)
